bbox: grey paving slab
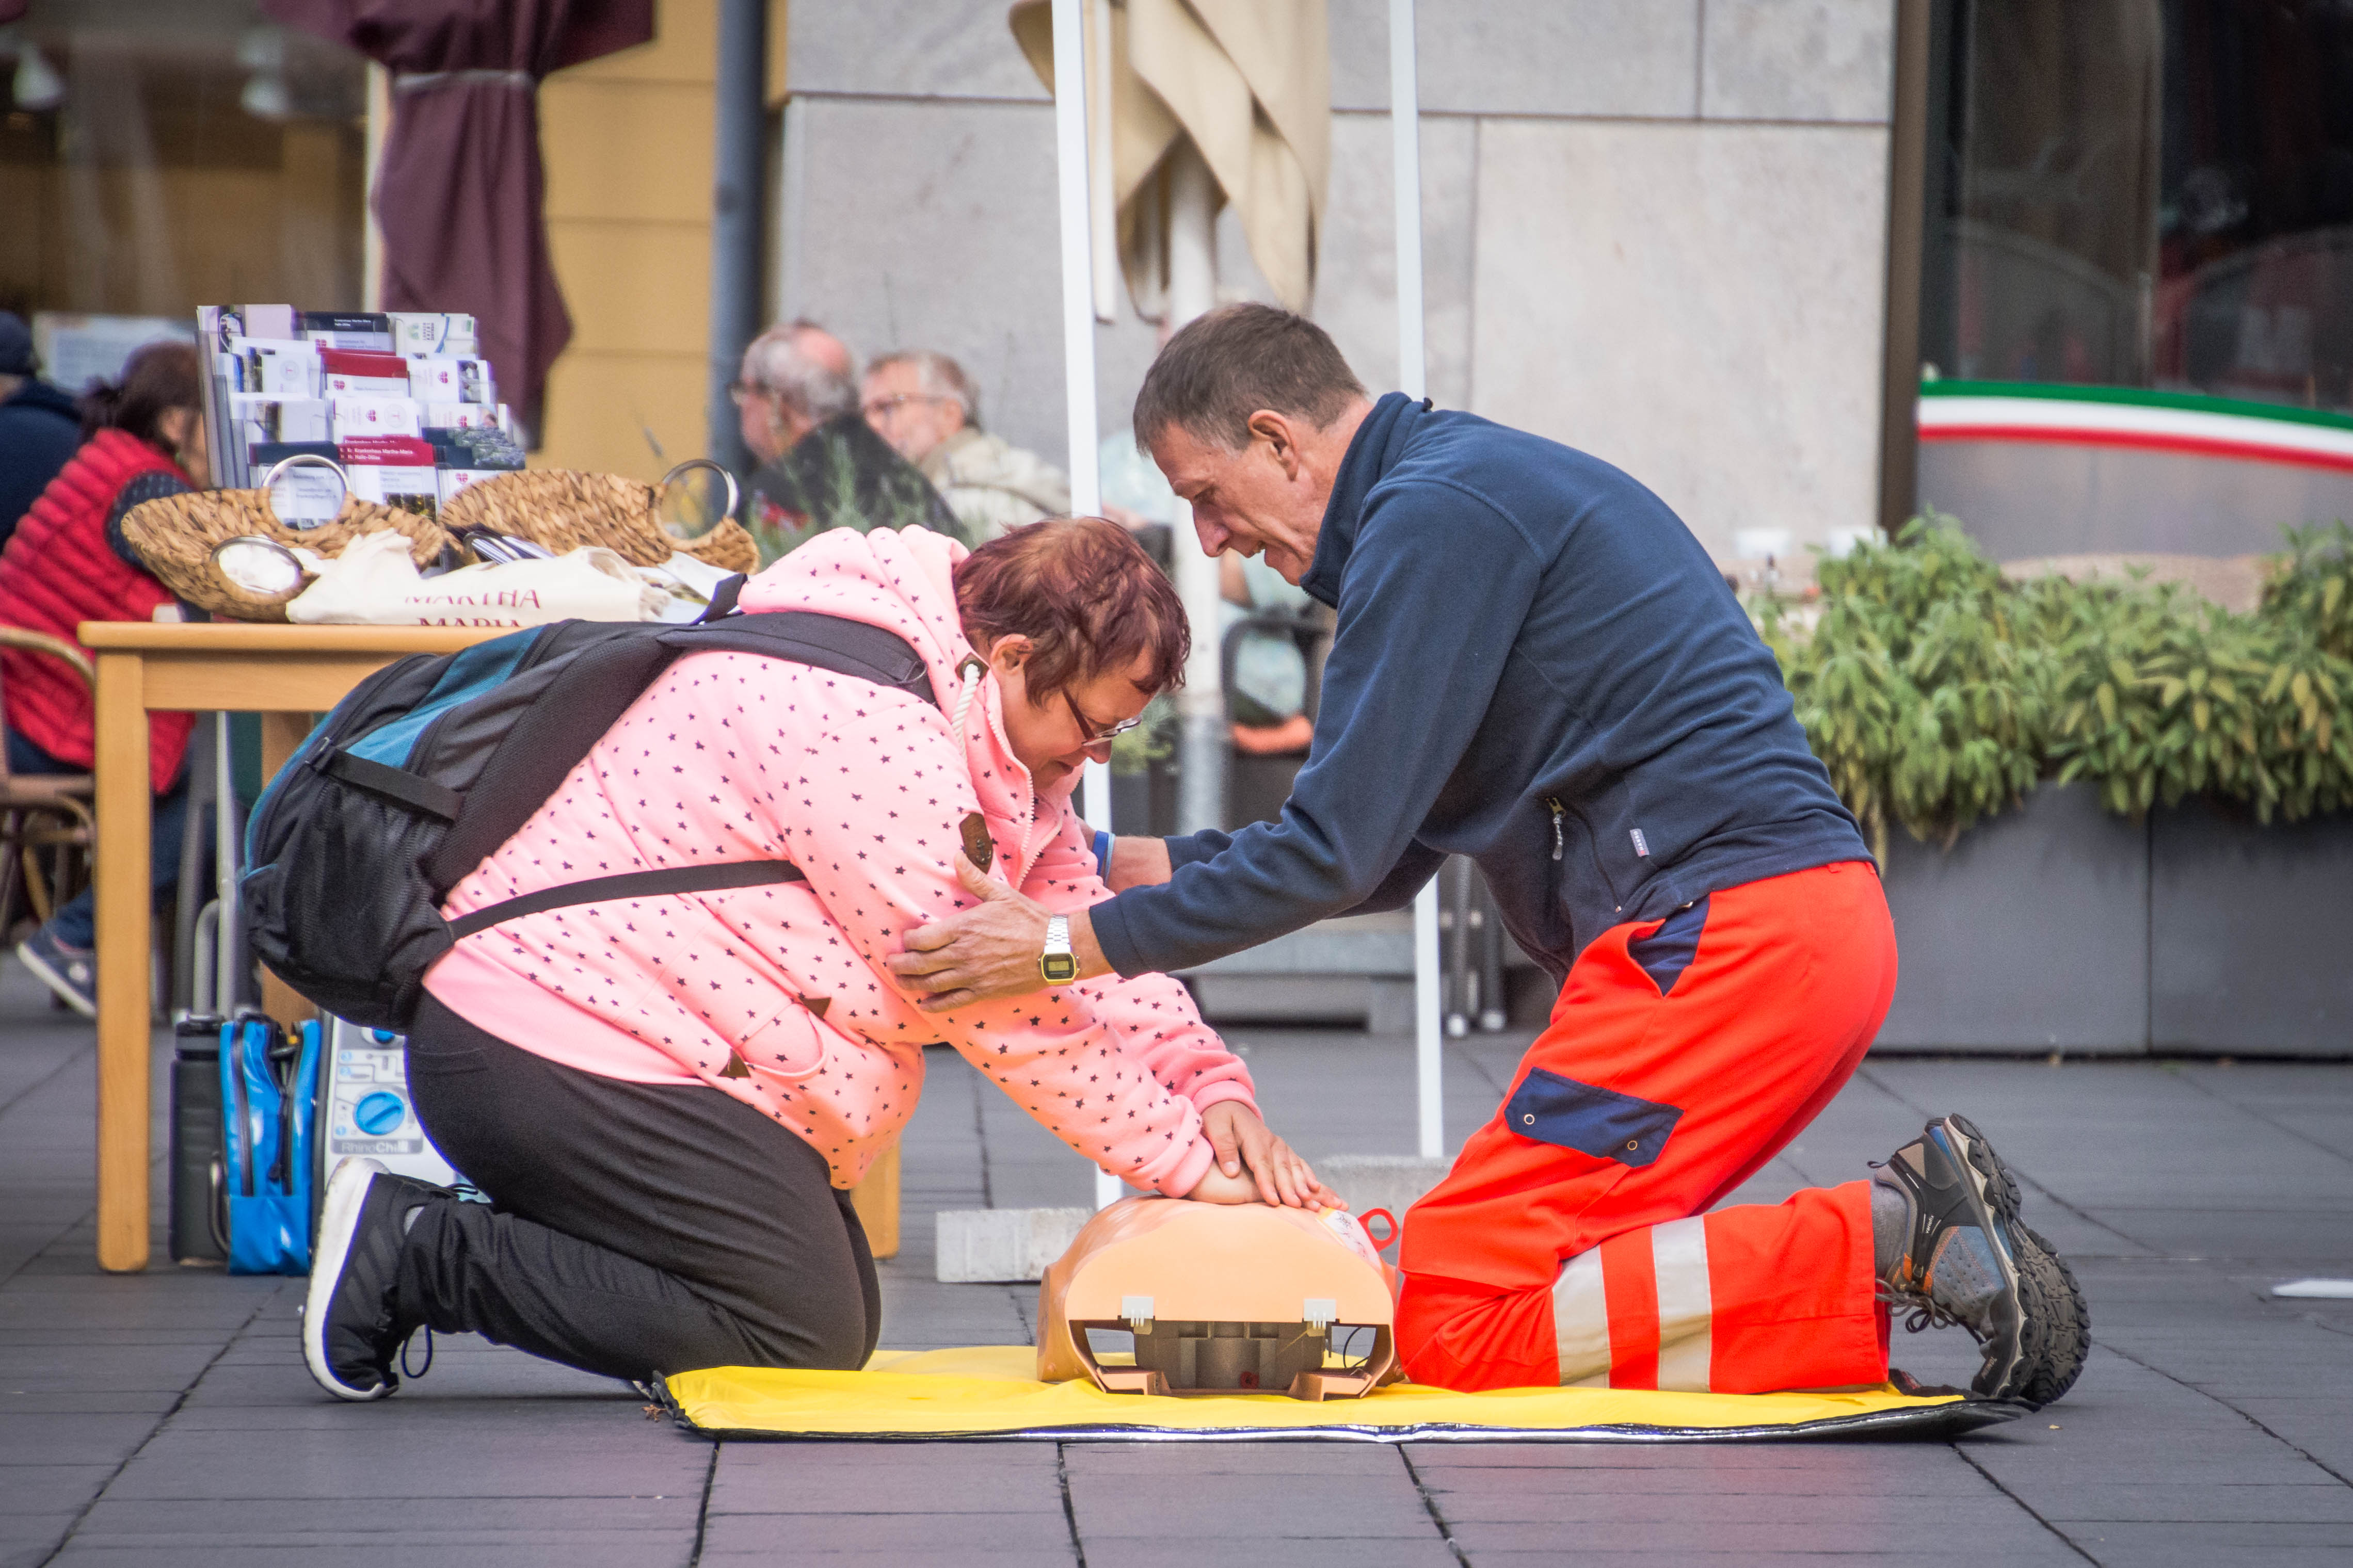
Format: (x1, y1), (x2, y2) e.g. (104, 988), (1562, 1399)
(1444, 1514), (2070, 1553)
(1083, 1543), (1455, 1568)
(701, 1554), (1071, 1568)
(1069, 1488), (1435, 1541)
(49, 1547), (694, 1568)
(97, 1423), (707, 1501)
(2047, 1520), (2353, 1559)
(709, 1455), (1065, 1515)
(698, 1508), (1075, 1554)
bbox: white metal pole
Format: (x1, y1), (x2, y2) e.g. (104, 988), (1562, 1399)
(1389, 0), (1443, 1162)
(1049, 0), (1114, 841)
(1051, 0), (1125, 1210)
(1166, 143), (1225, 836)
(214, 713), (238, 1011)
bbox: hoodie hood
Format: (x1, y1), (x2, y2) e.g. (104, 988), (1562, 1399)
(734, 525), (1070, 880)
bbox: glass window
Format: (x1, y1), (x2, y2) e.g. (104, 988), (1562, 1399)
(1922, 0), (2353, 413)
(0, 0), (366, 384)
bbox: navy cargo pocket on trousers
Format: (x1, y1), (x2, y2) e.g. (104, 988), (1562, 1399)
(1503, 1068), (1683, 1168)
(1626, 895), (1709, 997)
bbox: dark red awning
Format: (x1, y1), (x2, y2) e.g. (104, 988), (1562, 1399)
(261, 0), (654, 441)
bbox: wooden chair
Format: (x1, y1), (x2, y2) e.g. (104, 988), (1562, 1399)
(0, 627), (98, 935)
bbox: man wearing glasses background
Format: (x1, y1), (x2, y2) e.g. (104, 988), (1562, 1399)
(861, 350), (1075, 543)
(733, 320), (966, 563)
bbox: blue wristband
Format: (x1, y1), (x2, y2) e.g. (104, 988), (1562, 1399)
(1092, 827), (1113, 882)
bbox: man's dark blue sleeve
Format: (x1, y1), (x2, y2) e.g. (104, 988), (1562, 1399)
(1093, 482), (1545, 976)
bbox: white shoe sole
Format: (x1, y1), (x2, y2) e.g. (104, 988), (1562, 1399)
(16, 941), (96, 1019)
(303, 1157), (394, 1401)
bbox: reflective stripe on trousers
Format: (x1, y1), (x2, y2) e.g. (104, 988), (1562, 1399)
(1554, 1215), (1714, 1391)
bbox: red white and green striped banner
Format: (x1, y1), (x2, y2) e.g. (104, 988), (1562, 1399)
(1917, 381), (2353, 475)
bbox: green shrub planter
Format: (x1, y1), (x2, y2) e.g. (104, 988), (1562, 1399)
(1874, 783), (2150, 1055)
(1772, 519), (2353, 1056)
(1872, 785), (2353, 1056)
(2149, 800), (2353, 1056)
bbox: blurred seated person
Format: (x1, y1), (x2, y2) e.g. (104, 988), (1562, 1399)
(0, 341), (209, 1014)
(1098, 421), (1312, 752)
(862, 351), (1074, 542)
(735, 320), (966, 563)
(0, 312), (83, 549)
(1222, 549), (1316, 755)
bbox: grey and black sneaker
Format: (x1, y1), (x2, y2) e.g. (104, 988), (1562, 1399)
(2010, 1221), (2089, 1409)
(17, 928), (96, 1018)
(1875, 1114), (2041, 1403)
(301, 1158), (445, 1401)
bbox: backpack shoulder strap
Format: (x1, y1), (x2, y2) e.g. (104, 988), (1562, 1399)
(663, 609), (938, 710)
(426, 610), (941, 931)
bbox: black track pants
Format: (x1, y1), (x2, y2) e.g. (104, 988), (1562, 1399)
(396, 993), (881, 1384)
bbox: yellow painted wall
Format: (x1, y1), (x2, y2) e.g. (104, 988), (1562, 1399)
(534, 1), (788, 483)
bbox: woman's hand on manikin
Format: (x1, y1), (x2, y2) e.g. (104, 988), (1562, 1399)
(1182, 1102), (1341, 1209)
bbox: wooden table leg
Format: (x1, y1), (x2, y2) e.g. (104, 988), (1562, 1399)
(255, 713), (318, 1033)
(93, 652), (152, 1273)
(851, 1143), (900, 1260)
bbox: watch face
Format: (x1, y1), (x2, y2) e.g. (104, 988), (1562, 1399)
(1041, 953), (1079, 984)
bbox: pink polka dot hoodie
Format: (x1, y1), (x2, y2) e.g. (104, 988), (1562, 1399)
(423, 524), (1256, 1194)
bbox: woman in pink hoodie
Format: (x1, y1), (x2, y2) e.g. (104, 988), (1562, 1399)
(302, 519), (1334, 1401)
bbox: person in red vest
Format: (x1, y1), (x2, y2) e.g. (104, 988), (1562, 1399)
(0, 341), (207, 1015)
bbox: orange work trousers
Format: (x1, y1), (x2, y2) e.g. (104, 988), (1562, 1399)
(1398, 860), (1898, 1394)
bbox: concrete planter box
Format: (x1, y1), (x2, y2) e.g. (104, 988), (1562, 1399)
(2150, 801), (2353, 1057)
(1875, 783), (2151, 1056)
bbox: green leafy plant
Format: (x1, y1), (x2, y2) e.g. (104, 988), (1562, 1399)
(1775, 517), (2050, 854)
(2261, 522), (2353, 660)
(1763, 516), (2353, 848)
(1110, 692), (1175, 776)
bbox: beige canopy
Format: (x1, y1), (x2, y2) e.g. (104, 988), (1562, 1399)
(1010, 0), (1329, 315)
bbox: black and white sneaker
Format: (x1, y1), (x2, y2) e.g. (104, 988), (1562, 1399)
(17, 929), (95, 1018)
(302, 1158), (444, 1401)
(1875, 1114), (2043, 1403)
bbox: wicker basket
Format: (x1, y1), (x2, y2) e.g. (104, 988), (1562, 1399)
(119, 491), (449, 623)
(438, 470), (759, 575)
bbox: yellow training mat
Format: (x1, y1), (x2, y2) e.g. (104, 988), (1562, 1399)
(663, 1347), (2025, 1444)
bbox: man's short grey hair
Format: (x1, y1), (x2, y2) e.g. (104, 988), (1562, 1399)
(867, 349), (979, 430)
(741, 318), (856, 423)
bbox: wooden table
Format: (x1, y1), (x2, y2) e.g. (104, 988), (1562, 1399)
(81, 621), (898, 1272)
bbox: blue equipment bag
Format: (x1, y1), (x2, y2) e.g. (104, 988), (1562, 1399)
(219, 1016), (321, 1275)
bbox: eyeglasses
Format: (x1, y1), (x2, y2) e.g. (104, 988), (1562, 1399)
(861, 393), (954, 420)
(727, 382), (775, 408)
(1064, 691), (1148, 747)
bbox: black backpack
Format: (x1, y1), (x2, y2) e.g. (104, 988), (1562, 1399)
(239, 580), (936, 1029)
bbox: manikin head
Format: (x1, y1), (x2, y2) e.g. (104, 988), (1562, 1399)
(1133, 304), (1374, 586)
(862, 350), (973, 465)
(953, 517), (1188, 796)
(735, 320), (856, 464)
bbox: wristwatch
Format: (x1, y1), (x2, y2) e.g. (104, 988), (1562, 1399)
(1040, 914), (1078, 984)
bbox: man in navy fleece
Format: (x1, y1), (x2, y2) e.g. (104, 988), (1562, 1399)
(893, 304), (2084, 1408)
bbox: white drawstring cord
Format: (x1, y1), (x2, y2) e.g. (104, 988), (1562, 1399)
(950, 656), (984, 741)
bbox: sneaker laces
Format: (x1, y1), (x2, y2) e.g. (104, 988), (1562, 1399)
(398, 1325), (434, 1380)
(1877, 1279), (1966, 1336)
(1869, 1155), (1999, 1343)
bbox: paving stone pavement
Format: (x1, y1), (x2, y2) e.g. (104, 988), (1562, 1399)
(3, 955), (2349, 1567)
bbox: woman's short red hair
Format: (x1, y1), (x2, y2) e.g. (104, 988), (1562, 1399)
(954, 516), (1188, 703)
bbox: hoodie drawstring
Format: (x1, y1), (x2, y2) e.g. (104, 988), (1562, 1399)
(950, 656), (984, 742)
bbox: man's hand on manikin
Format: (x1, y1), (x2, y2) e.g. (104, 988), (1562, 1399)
(888, 838), (1171, 1011)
